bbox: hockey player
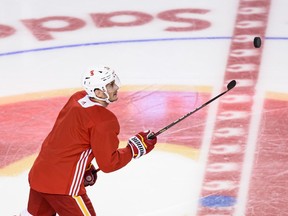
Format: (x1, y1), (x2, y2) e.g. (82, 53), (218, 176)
(25, 66), (157, 215)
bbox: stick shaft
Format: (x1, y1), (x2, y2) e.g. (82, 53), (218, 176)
(149, 86), (233, 139)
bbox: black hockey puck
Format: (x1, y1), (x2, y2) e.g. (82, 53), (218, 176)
(253, 37), (261, 48)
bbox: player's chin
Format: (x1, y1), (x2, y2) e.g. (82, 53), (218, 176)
(110, 95), (118, 102)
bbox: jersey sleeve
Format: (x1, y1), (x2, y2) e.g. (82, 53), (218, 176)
(89, 118), (132, 173)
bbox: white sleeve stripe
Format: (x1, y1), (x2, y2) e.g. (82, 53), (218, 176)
(69, 150), (86, 195)
(74, 150), (91, 195)
(69, 149), (92, 196)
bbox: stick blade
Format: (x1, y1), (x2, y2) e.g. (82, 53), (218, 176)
(227, 80), (236, 90)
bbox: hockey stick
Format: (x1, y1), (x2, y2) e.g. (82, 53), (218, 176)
(148, 80), (236, 139)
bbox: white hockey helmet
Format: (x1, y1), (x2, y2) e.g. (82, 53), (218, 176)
(82, 65), (120, 103)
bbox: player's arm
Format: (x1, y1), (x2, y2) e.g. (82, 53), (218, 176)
(90, 123), (157, 172)
(90, 120), (132, 173)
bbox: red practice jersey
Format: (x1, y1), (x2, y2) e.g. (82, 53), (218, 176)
(29, 91), (132, 196)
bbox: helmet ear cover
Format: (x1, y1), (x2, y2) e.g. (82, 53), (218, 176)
(93, 87), (105, 98)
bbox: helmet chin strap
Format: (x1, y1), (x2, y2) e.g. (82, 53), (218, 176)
(93, 91), (111, 104)
(104, 92), (112, 104)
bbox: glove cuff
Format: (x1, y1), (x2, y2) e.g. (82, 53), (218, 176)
(128, 135), (147, 159)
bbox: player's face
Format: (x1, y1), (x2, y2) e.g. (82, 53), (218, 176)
(106, 80), (119, 102)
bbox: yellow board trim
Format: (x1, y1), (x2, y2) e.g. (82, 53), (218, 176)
(0, 142), (199, 176)
(0, 153), (37, 176)
(0, 85), (211, 105)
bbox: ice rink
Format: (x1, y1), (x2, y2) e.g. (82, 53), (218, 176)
(1, 0), (288, 215)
